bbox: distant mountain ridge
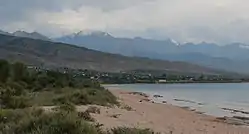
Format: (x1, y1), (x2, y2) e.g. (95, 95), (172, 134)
(12, 31), (51, 41)
(55, 31), (249, 74)
(0, 33), (233, 76)
(1, 29), (249, 74)
(0, 30), (50, 41)
(0, 30), (11, 36)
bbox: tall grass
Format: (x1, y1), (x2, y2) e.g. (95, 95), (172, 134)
(0, 108), (158, 134)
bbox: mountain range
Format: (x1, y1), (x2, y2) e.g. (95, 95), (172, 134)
(0, 33), (228, 76)
(1, 30), (249, 74)
(54, 31), (249, 74)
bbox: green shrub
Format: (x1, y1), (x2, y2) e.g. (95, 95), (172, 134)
(8, 96), (30, 109)
(86, 106), (101, 114)
(78, 111), (95, 122)
(1, 95), (30, 109)
(85, 88), (119, 106)
(121, 105), (133, 111)
(52, 88), (118, 106)
(5, 81), (26, 95)
(0, 108), (99, 134)
(16, 112), (97, 134)
(0, 108), (160, 134)
(54, 103), (76, 112)
(110, 127), (159, 134)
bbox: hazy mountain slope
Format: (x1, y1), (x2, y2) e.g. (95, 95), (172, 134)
(0, 30), (11, 36)
(55, 31), (177, 56)
(12, 31), (51, 41)
(145, 52), (249, 74)
(55, 32), (249, 73)
(179, 42), (249, 60)
(0, 34), (227, 75)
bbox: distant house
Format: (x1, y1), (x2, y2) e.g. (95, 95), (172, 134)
(158, 80), (167, 83)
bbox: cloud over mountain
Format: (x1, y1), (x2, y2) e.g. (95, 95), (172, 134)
(1, 0), (249, 44)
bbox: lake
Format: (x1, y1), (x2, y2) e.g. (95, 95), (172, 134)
(104, 83), (249, 117)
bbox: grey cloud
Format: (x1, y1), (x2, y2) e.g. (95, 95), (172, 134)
(1, 0), (249, 44)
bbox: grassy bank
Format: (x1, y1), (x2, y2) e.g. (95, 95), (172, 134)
(0, 60), (158, 134)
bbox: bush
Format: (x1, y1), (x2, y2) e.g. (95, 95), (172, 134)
(0, 108), (44, 132)
(17, 112), (98, 134)
(121, 105), (133, 111)
(5, 81), (26, 95)
(52, 88), (118, 106)
(54, 103), (76, 112)
(110, 127), (159, 134)
(0, 108), (160, 134)
(1, 94), (30, 109)
(0, 108), (99, 134)
(0, 60), (119, 108)
(7, 96), (30, 109)
(78, 111), (95, 122)
(86, 88), (119, 106)
(86, 106), (101, 114)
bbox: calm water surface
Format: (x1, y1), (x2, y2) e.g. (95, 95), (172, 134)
(104, 83), (249, 117)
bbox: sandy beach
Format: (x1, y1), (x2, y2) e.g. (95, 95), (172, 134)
(80, 88), (249, 134)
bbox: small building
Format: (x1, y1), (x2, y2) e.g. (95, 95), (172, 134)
(158, 79), (167, 83)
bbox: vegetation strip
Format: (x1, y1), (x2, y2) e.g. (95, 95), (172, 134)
(0, 60), (158, 134)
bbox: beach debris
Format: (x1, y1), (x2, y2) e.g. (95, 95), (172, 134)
(120, 104), (133, 111)
(110, 114), (122, 118)
(162, 101), (167, 104)
(94, 123), (104, 128)
(180, 106), (197, 112)
(195, 111), (205, 114)
(139, 99), (151, 103)
(129, 92), (149, 98)
(142, 98), (151, 102)
(153, 94), (163, 98)
(198, 103), (204, 105)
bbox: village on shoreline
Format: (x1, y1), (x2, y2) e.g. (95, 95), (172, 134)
(29, 66), (249, 84)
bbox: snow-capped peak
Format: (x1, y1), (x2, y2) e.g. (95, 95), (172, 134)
(170, 39), (180, 46)
(74, 30), (112, 37)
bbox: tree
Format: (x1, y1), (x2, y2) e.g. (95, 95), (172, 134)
(198, 74), (205, 81)
(11, 62), (28, 81)
(0, 60), (10, 83)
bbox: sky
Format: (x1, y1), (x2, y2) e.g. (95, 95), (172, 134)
(1, 0), (249, 44)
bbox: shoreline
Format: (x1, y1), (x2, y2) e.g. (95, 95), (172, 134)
(90, 87), (249, 134)
(120, 89), (249, 126)
(101, 80), (249, 85)
(104, 84), (249, 118)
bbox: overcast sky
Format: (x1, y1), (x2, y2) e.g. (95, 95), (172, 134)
(1, 0), (249, 44)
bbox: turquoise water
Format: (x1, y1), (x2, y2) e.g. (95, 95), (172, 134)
(105, 83), (249, 117)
